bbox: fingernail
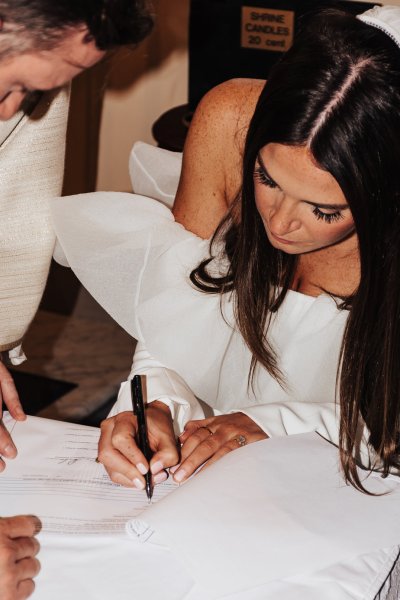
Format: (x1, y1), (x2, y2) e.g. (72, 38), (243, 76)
(29, 516), (42, 534)
(133, 478), (145, 490)
(15, 408), (25, 419)
(174, 469), (186, 483)
(154, 471), (168, 484)
(150, 460), (164, 475)
(136, 462), (148, 475)
(3, 444), (16, 458)
(169, 464), (180, 474)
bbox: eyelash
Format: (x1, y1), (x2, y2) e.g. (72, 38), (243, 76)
(254, 165), (278, 188)
(312, 207), (344, 224)
(254, 165), (344, 225)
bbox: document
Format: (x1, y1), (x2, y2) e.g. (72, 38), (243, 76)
(3, 414), (400, 598)
(1, 414), (177, 535)
(141, 433), (400, 597)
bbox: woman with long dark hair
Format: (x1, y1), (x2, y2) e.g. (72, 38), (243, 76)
(53, 5), (400, 495)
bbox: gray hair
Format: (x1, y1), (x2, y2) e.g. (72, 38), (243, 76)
(0, 0), (153, 61)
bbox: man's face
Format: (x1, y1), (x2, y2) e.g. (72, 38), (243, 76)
(0, 27), (105, 120)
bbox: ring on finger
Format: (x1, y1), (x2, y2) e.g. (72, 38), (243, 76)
(200, 426), (214, 436)
(234, 435), (247, 447)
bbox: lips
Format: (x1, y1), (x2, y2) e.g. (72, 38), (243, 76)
(269, 230), (297, 245)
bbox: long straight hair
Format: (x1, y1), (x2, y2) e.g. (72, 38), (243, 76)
(191, 10), (400, 490)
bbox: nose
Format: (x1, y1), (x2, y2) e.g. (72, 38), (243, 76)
(268, 196), (301, 237)
(0, 90), (27, 120)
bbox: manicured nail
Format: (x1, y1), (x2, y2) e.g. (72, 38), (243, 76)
(15, 408), (25, 418)
(3, 444), (16, 458)
(154, 471), (168, 484)
(137, 462), (148, 475)
(173, 469), (186, 483)
(169, 464), (180, 474)
(150, 460), (164, 474)
(133, 478), (145, 490)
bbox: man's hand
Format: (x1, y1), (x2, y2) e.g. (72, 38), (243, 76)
(0, 515), (41, 600)
(0, 362), (26, 472)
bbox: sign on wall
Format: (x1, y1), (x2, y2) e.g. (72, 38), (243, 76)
(189, 0), (378, 109)
(241, 7), (295, 51)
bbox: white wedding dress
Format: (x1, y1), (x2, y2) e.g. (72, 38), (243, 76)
(48, 142), (399, 599)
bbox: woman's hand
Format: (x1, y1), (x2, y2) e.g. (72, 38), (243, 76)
(0, 515), (41, 600)
(171, 413), (268, 483)
(98, 401), (179, 489)
(0, 362), (26, 472)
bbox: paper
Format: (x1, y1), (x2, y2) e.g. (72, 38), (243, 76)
(1, 415), (177, 535)
(140, 434), (400, 598)
(2, 415), (400, 599)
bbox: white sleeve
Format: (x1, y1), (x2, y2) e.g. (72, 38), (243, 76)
(233, 403), (384, 471)
(108, 341), (205, 433)
(231, 402), (340, 446)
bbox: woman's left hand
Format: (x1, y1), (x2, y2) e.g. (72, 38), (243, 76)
(171, 413), (267, 483)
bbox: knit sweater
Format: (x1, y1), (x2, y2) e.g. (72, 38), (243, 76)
(0, 87), (69, 356)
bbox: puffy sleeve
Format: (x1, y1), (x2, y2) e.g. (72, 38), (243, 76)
(51, 192), (209, 341)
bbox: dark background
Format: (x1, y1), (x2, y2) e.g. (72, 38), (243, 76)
(189, 0), (378, 110)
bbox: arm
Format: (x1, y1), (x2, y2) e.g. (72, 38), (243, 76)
(172, 400), (341, 484)
(0, 515), (41, 600)
(173, 78), (265, 237)
(98, 80), (267, 487)
(98, 342), (205, 489)
(0, 361), (27, 472)
(98, 343), (268, 486)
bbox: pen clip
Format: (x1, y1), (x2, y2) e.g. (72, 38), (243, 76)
(131, 376), (144, 417)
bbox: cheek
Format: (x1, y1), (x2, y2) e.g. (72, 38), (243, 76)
(312, 218), (355, 244)
(254, 187), (272, 219)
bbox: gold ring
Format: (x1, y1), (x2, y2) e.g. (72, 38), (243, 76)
(200, 426), (213, 436)
(234, 435), (247, 447)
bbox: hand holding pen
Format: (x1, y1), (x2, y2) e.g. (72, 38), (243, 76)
(97, 385), (179, 491)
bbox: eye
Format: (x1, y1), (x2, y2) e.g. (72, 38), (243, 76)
(312, 206), (344, 224)
(254, 165), (278, 189)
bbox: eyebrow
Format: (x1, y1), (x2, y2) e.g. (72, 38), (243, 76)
(256, 153), (349, 210)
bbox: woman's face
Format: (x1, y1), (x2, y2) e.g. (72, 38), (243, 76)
(0, 27), (105, 120)
(254, 143), (356, 255)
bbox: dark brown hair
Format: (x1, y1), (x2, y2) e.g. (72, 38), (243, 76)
(191, 10), (400, 491)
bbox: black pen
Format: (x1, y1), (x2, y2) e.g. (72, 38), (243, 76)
(131, 375), (153, 502)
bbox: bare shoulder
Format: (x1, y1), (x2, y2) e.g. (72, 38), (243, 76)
(173, 78), (265, 238)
